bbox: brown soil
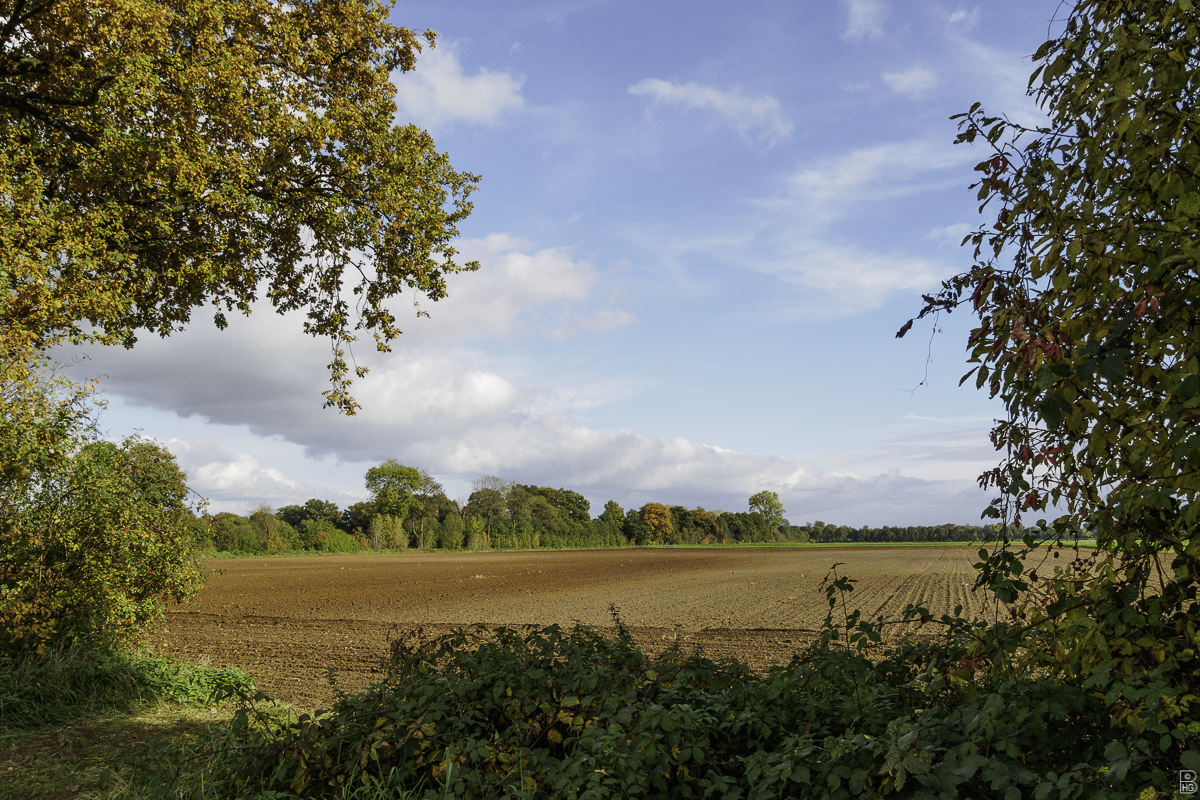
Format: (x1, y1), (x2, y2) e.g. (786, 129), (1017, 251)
(150, 545), (1001, 709)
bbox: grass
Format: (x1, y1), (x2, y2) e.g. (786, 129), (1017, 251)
(0, 701), (446, 800)
(0, 704), (235, 800)
(0, 647), (445, 800)
(0, 647), (257, 800)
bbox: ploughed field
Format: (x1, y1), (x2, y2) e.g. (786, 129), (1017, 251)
(151, 546), (1001, 708)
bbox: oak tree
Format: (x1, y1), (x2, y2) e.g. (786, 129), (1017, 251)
(1, 0), (479, 412)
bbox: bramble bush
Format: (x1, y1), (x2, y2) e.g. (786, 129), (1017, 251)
(184, 574), (1191, 799)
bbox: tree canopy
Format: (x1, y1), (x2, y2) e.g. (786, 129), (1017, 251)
(638, 503), (672, 544)
(0, 0), (479, 412)
(364, 459), (421, 519)
(76, 439), (190, 513)
(748, 490), (785, 529)
(515, 485), (591, 524)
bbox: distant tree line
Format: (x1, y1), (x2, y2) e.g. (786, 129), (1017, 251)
(189, 464), (1041, 555)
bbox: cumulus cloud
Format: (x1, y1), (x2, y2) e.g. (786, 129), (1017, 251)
(842, 0), (887, 41)
(387, 415), (987, 524)
(393, 45), (524, 129)
(161, 438), (365, 513)
(628, 78), (793, 147)
(421, 233), (634, 343)
(882, 65), (939, 98)
(69, 233), (633, 436)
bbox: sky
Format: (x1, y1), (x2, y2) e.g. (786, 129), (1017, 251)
(62, 0), (1068, 525)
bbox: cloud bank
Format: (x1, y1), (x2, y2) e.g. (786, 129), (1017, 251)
(70, 241), (991, 523)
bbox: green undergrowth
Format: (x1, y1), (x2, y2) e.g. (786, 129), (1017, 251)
(0, 647), (255, 799)
(159, 591), (1190, 799)
(0, 646), (253, 729)
(0, 704), (238, 800)
(6, 564), (1188, 800)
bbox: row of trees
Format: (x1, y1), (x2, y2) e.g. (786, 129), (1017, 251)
(196, 477), (1003, 554)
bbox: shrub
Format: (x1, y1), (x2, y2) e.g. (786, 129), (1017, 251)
(299, 518), (341, 551)
(323, 530), (360, 554)
(0, 431), (205, 656)
(197, 599), (1185, 799)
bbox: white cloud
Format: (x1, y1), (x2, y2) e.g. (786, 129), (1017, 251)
(354, 357), (523, 436)
(927, 223), (972, 246)
(72, 314), (991, 525)
(882, 65), (939, 98)
(728, 139), (976, 310)
(757, 242), (943, 311)
(842, 0), (887, 41)
(628, 78), (793, 147)
(815, 426), (999, 483)
(426, 233), (634, 343)
(323, 408), (987, 524)
(161, 438), (365, 513)
(781, 139), (968, 215)
(64, 232), (636, 465)
(615, 136), (977, 315)
(947, 8), (980, 29)
(393, 45), (524, 129)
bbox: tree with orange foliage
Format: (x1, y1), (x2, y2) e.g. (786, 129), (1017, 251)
(638, 503), (673, 544)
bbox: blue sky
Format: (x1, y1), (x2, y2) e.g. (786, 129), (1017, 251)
(65, 0), (1066, 525)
